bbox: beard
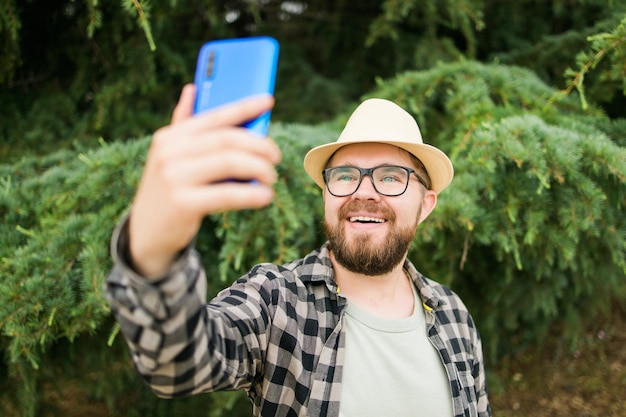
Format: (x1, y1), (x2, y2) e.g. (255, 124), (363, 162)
(324, 200), (421, 276)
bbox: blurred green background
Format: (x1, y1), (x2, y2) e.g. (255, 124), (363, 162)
(1, 1), (625, 416)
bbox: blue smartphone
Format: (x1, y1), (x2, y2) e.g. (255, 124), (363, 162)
(193, 36), (279, 136)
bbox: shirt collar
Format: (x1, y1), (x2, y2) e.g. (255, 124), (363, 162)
(403, 260), (446, 311)
(300, 242), (446, 310)
(298, 242), (338, 290)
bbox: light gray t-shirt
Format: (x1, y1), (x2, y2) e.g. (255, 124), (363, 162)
(339, 282), (453, 417)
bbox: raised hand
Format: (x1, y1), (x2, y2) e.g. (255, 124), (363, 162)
(128, 84), (282, 278)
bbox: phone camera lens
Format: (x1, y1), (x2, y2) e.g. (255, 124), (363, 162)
(206, 51), (216, 77)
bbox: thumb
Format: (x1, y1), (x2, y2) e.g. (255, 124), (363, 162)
(172, 84), (196, 123)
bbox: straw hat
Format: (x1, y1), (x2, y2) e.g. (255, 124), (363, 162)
(303, 98), (454, 194)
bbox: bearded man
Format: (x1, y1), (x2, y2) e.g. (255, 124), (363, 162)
(106, 88), (491, 417)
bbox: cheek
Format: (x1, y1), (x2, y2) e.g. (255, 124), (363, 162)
(324, 197), (353, 228)
(323, 193), (339, 221)
(395, 201), (422, 224)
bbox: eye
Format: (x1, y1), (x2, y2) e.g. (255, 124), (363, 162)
(376, 167), (405, 183)
(330, 168), (358, 182)
(380, 174), (401, 183)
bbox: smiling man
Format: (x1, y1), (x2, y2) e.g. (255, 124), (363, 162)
(106, 90), (491, 417)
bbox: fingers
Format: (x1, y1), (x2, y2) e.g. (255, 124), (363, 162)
(170, 83), (276, 132)
(158, 148), (278, 186)
(151, 125), (281, 173)
(171, 181), (277, 214)
(127, 87), (282, 278)
(143, 124), (282, 211)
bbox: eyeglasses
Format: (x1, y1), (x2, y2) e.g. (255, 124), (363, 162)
(322, 165), (429, 197)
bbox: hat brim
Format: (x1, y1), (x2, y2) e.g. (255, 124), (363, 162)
(303, 140), (454, 194)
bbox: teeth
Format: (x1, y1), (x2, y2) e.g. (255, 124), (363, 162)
(349, 216), (385, 223)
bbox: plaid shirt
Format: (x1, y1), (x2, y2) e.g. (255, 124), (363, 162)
(106, 219), (491, 417)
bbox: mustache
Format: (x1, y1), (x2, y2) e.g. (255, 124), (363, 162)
(338, 200), (396, 222)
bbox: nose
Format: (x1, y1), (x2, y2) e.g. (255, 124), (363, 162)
(352, 174), (381, 200)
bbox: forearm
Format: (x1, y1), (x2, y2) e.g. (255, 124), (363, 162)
(105, 217), (211, 394)
(106, 216), (269, 397)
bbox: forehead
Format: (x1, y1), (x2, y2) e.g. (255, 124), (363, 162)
(328, 143), (414, 167)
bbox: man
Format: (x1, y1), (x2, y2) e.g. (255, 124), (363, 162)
(106, 84), (491, 417)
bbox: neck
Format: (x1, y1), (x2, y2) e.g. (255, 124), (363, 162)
(331, 252), (414, 318)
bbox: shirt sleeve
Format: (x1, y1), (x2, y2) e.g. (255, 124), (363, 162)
(470, 316), (492, 417)
(104, 215), (268, 398)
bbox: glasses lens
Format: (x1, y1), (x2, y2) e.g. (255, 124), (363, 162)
(372, 166), (410, 196)
(325, 167), (361, 196)
(325, 166), (411, 196)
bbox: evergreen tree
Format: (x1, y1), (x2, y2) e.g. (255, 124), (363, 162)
(1, 1), (624, 159)
(1, 1), (625, 415)
(1, 61), (624, 415)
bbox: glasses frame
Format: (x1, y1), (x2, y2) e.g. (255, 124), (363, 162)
(322, 165), (430, 197)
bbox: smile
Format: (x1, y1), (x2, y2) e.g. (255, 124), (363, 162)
(349, 216), (386, 223)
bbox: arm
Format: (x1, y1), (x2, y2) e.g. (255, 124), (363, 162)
(106, 85), (281, 396)
(106, 221), (270, 397)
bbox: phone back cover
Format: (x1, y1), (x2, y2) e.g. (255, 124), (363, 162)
(193, 36), (279, 135)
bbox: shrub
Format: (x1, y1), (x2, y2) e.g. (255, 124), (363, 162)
(1, 62), (624, 415)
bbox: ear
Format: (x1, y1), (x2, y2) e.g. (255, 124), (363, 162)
(418, 190), (438, 224)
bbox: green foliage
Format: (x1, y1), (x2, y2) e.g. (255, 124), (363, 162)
(0, 0), (228, 161)
(0, 138), (151, 415)
(368, 61), (626, 360)
(0, 0), (20, 84)
(0, 139), (145, 366)
(121, 0), (156, 51)
(1, 61), (624, 415)
(489, 1), (626, 116)
(1, 0), (626, 414)
(564, 14), (626, 109)
(369, 0), (485, 57)
(3, 0), (624, 163)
